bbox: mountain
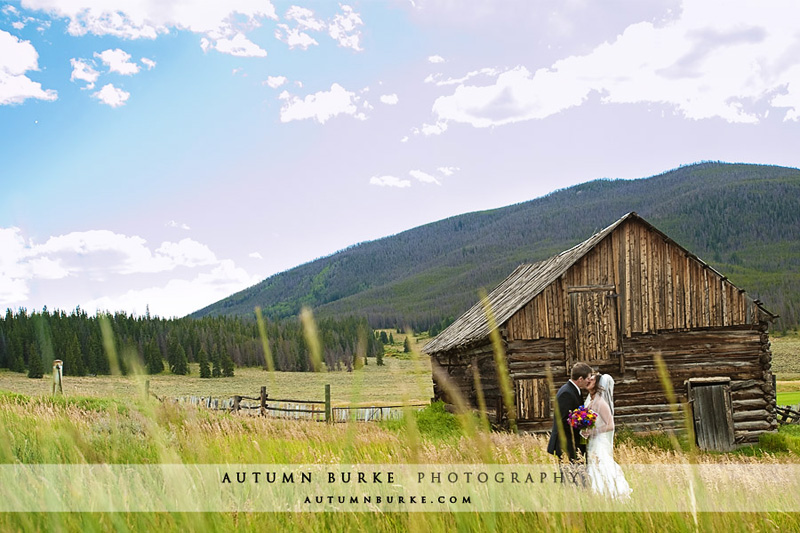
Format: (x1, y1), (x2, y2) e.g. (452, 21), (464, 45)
(192, 162), (800, 331)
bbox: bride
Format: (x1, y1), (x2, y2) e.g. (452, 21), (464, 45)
(581, 373), (632, 500)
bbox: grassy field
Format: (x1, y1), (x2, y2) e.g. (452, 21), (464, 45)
(1, 384), (799, 531)
(0, 354), (433, 406)
(1, 330), (800, 531)
(771, 331), (800, 380)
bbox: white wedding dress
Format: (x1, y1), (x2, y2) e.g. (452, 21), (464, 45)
(585, 391), (632, 500)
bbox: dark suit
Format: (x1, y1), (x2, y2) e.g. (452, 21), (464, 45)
(547, 381), (586, 461)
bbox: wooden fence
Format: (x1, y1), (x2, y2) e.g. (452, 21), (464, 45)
(155, 382), (427, 423)
(776, 405), (800, 425)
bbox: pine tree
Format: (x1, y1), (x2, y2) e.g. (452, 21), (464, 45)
(27, 341), (44, 378)
(389, 333), (395, 345)
(145, 337), (164, 375)
(10, 334), (25, 373)
(62, 333), (86, 376)
(403, 337), (411, 353)
(376, 349), (384, 366)
(211, 352), (222, 377)
(221, 351), (235, 378)
(171, 344), (189, 375)
(198, 348), (211, 378)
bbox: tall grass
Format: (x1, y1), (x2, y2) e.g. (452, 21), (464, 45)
(2, 310), (800, 531)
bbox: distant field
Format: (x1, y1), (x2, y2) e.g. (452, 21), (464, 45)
(0, 354), (433, 407)
(771, 332), (800, 379)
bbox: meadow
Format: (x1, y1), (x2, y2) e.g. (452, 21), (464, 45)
(0, 331), (799, 531)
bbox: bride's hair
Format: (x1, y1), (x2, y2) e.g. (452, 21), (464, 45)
(590, 373), (605, 396)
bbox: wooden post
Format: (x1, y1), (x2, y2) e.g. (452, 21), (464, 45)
(260, 386), (267, 416)
(233, 395), (241, 413)
(52, 359), (63, 395)
(325, 384), (332, 423)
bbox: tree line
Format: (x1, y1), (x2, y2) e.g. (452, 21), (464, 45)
(0, 307), (385, 378)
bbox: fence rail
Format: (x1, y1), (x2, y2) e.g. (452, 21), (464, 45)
(156, 382), (428, 423)
(776, 405), (800, 425)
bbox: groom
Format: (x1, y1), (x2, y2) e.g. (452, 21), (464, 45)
(547, 362), (593, 462)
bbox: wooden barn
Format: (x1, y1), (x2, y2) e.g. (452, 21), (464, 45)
(423, 212), (777, 449)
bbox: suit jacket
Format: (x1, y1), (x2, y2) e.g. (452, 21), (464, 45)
(547, 381), (586, 461)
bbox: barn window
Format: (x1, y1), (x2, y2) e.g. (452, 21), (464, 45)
(515, 378), (550, 420)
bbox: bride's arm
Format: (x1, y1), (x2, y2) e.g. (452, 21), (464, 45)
(594, 399), (614, 434)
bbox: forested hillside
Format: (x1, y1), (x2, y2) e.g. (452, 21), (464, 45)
(193, 162), (800, 331)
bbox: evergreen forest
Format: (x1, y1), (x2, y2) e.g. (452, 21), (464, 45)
(0, 308), (384, 377)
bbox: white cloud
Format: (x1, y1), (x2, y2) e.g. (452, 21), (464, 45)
(285, 6), (325, 31)
(428, 55), (445, 63)
(141, 57), (156, 69)
(209, 33), (267, 57)
(95, 48), (140, 75)
(415, 120), (448, 136)
(279, 83), (360, 123)
(93, 83), (130, 107)
(249, 252), (263, 259)
(430, 0), (800, 127)
(370, 175), (411, 188)
(265, 75), (287, 88)
(0, 29), (57, 105)
(437, 166), (459, 176)
(328, 5), (363, 51)
(410, 169), (441, 185)
(69, 58), (99, 89)
(12, 21), (25, 30)
(275, 24), (318, 49)
(33, 231), (215, 274)
(21, 0), (278, 56)
(380, 93), (399, 105)
(81, 260), (260, 318)
(0, 226), (256, 316)
(425, 67), (499, 86)
(166, 220), (191, 230)
(0, 227), (31, 303)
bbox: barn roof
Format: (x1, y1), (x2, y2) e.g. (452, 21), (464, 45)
(423, 212), (775, 355)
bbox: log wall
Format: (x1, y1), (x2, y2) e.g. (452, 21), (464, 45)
(432, 326), (777, 443)
(431, 340), (504, 423)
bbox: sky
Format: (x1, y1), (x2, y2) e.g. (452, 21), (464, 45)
(1, 0), (800, 319)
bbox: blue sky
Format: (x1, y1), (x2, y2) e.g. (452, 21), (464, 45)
(2, 0), (799, 318)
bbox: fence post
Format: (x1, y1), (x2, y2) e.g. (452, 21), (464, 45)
(233, 395), (241, 414)
(145, 380), (150, 400)
(325, 384), (331, 423)
(260, 386), (267, 416)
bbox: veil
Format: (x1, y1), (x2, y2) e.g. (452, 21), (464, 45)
(598, 374), (615, 416)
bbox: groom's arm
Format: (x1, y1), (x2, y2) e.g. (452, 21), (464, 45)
(555, 391), (576, 444)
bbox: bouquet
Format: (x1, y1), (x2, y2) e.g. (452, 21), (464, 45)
(568, 405), (597, 443)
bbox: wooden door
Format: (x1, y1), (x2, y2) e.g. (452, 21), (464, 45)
(568, 286), (621, 363)
(688, 379), (735, 451)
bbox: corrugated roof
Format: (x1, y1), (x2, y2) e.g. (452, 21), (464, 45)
(422, 212), (776, 355)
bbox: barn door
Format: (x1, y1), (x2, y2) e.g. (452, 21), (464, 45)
(688, 378), (735, 451)
(515, 378), (550, 421)
(568, 286), (621, 363)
